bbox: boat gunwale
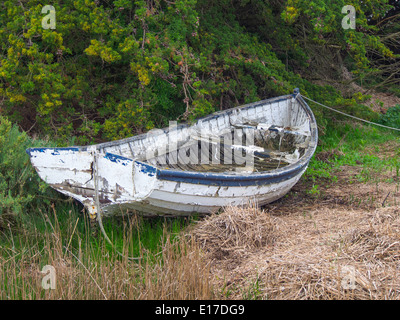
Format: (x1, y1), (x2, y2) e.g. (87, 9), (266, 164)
(26, 91), (318, 187)
(151, 92), (317, 185)
(135, 159), (308, 187)
(79, 94), (296, 151)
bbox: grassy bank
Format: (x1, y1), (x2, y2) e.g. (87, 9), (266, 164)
(0, 115), (399, 299)
(305, 121), (400, 191)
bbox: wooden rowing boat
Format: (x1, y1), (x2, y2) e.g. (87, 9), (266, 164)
(27, 89), (318, 219)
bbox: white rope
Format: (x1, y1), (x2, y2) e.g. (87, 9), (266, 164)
(93, 151), (141, 261)
(300, 94), (400, 132)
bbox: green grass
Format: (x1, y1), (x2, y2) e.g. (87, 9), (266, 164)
(0, 200), (195, 278)
(0, 202), (212, 300)
(305, 122), (400, 186)
(15, 202), (196, 261)
(99, 212), (197, 259)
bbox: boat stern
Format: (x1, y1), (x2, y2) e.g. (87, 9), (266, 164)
(26, 148), (149, 213)
(26, 147), (94, 187)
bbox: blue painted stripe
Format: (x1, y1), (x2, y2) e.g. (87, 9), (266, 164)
(135, 161), (158, 177)
(155, 162), (307, 187)
(104, 153), (133, 166)
(26, 147), (80, 156)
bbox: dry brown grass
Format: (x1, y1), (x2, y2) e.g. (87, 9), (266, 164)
(0, 214), (215, 300)
(189, 141), (400, 299)
(2, 185), (400, 300)
(191, 203), (277, 252)
(2, 156), (400, 300)
(190, 191), (400, 299)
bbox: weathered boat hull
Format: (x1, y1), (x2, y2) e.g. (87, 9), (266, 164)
(106, 167), (307, 216)
(27, 90), (318, 217)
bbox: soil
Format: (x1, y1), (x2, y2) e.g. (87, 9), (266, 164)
(350, 82), (400, 113)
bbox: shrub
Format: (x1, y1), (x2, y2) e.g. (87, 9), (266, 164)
(0, 117), (58, 228)
(2, 0), (394, 144)
(378, 104), (400, 130)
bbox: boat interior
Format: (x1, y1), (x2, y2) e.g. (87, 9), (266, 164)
(143, 124), (311, 174)
(94, 96), (315, 174)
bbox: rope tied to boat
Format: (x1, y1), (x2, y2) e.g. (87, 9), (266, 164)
(93, 151), (141, 261)
(298, 94), (400, 132)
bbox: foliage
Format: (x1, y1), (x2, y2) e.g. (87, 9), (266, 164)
(0, 116), (57, 226)
(281, 0), (396, 72)
(0, 0), (398, 144)
(378, 104), (400, 129)
(231, 0), (398, 84)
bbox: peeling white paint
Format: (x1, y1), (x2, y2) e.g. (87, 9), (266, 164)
(27, 93), (318, 217)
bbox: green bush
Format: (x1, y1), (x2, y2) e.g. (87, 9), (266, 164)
(1, 0), (396, 144)
(378, 105), (400, 130)
(0, 117), (58, 228)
